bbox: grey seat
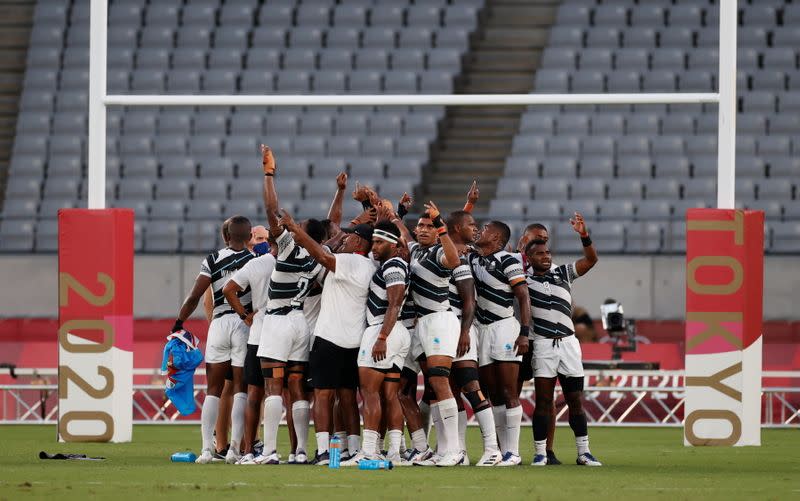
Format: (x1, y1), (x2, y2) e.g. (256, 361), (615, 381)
(251, 28), (287, 48)
(615, 48), (648, 70)
(150, 200), (186, 221)
(626, 222), (663, 253)
(396, 136), (429, 158)
(435, 28), (469, 51)
(349, 70), (382, 93)
(496, 178), (531, 198)
(526, 200), (561, 220)
(328, 137), (361, 157)
(112, 199), (148, 221)
(427, 49), (462, 73)
(276, 70), (311, 93)
(313, 158), (347, 179)
(124, 157), (158, 178)
(769, 157), (800, 179)
(240, 70), (276, 93)
(161, 157), (196, 179)
(407, 6), (442, 28)
(0, 220), (35, 252)
(199, 158), (235, 179)
(571, 71), (605, 93)
(571, 178), (606, 200)
(505, 157), (539, 178)
(2, 199), (38, 219)
(594, 5), (627, 26)
(182, 220), (220, 250)
(771, 222), (800, 253)
(370, 5), (404, 27)
(392, 49), (425, 70)
(758, 179), (793, 201)
(652, 136), (685, 157)
(318, 49), (352, 70)
(118, 179), (154, 199)
(293, 136), (326, 156)
(444, 6), (478, 29)
(155, 179), (192, 200)
(541, 48), (577, 70)
(547, 137), (580, 156)
(314, 70), (346, 93)
(386, 159), (422, 180)
(202, 70), (238, 93)
(533, 179), (569, 201)
(541, 157), (577, 178)
(580, 156), (614, 178)
(362, 136), (395, 157)
(144, 221), (181, 253)
(289, 28), (323, 49)
(635, 200), (672, 221)
(489, 199), (525, 219)
(362, 28), (396, 49)
(355, 49), (389, 70)
(349, 158), (384, 179)
(654, 156), (690, 178)
(601, 200), (635, 221)
(155, 135), (188, 156)
(645, 179), (681, 200)
(587, 28), (621, 48)
(580, 49), (613, 70)
(333, 5), (366, 27)
(548, 27), (583, 47)
(617, 135), (650, 156)
(399, 28), (433, 49)
(534, 69), (569, 92)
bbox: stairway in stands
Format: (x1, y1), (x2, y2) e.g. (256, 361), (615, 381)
(419, 0), (560, 215)
(0, 0), (35, 211)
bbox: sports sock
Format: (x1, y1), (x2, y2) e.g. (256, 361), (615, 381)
(492, 405), (507, 453)
(347, 434), (361, 455)
(315, 431), (329, 454)
(362, 429), (379, 456)
(576, 435), (590, 455)
(474, 407), (499, 452)
(534, 439), (547, 457)
(419, 401), (431, 434)
(230, 392), (247, 453)
(410, 428), (427, 452)
(201, 395), (220, 452)
(291, 400), (310, 454)
(505, 405), (523, 456)
(438, 398), (459, 455)
(263, 395), (283, 454)
(430, 402), (443, 454)
(400, 433), (407, 455)
(387, 429), (403, 458)
(457, 410), (467, 452)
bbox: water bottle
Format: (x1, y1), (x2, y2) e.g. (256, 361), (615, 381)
(358, 459), (393, 470)
(171, 451), (197, 463)
(329, 435), (341, 469)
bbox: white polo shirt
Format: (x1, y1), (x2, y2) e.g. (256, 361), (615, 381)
(230, 253), (276, 345)
(314, 253), (377, 349)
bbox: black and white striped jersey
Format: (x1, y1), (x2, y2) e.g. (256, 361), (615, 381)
(526, 263), (579, 339)
(448, 256), (473, 319)
(408, 242), (452, 317)
(266, 229), (322, 315)
(467, 250), (526, 325)
(400, 297), (416, 329)
(199, 247), (255, 318)
(366, 257), (409, 327)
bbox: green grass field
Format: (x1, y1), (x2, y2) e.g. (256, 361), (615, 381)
(0, 425), (797, 500)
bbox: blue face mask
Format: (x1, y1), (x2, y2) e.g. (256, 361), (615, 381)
(253, 241), (270, 256)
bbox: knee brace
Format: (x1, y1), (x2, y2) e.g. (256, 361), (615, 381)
(454, 366), (479, 389)
(464, 389), (490, 411)
(261, 366), (285, 379)
(428, 365), (451, 378)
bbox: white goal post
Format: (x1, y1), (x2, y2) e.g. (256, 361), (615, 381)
(78, 0), (753, 445)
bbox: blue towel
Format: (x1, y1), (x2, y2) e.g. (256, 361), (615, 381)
(161, 330), (204, 416)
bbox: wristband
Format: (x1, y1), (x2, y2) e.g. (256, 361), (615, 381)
(581, 235), (592, 247)
(437, 227), (448, 236)
(361, 200), (373, 210)
(431, 214), (444, 228)
(463, 202), (474, 213)
(378, 335), (388, 342)
(239, 313), (248, 320)
(519, 324), (530, 338)
(264, 173), (274, 177)
(172, 319), (184, 333)
(397, 204), (408, 219)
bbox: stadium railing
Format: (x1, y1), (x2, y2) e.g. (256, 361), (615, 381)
(2, 368), (798, 428)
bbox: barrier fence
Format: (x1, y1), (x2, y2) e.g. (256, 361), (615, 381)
(3, 368), (797, 428)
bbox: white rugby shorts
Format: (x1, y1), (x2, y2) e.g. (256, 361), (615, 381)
(257, 309), (311, 363)
(532, 333), (584, 379)
(477, 316), (522, 367)
(416, 310), (459, 359)
(403, 326), (422, 374)
(205, 314), (249, 367)
(358, 323), (411, 371)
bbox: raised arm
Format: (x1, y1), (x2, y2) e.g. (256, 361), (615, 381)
(425, 201), (460, 269)
(463, 180), (479, 213)
(327, 172), (348, 226)
(570, 212), (598, 277)
(390, 193), (415, 245)
(279, 210), (336, 272)
(261, 144), (281, 237)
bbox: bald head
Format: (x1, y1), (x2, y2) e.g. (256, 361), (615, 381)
(249, 225), (269, 251)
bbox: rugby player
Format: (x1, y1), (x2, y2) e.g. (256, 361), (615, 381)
(467, 221), (531, 466)
(525, 212), (601, 467)
(446, 210), (502, 466)
(393, 201), (465, 467)
(256, 145), (322, 465)
(223, 234), (276, 464)
(343, 219), (411, 465)
(172, 216), (254, 464)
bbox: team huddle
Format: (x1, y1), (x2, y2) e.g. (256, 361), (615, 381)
(172, 145), (602, 467)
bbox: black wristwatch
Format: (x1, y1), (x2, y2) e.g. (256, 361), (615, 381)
(239, 313), (248, 320)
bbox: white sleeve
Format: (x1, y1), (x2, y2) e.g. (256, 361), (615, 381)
(230, 259), (254, 289)
(198, 256), (212, 278)
(275, 229), (296, 260)
(383, 262), (407, 288)
(564, 262), (579, 283)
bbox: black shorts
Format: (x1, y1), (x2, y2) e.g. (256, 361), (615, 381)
(309, 336), (359, 390)
(244, 344), (264, 389)
(519, 340), (534, 382)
